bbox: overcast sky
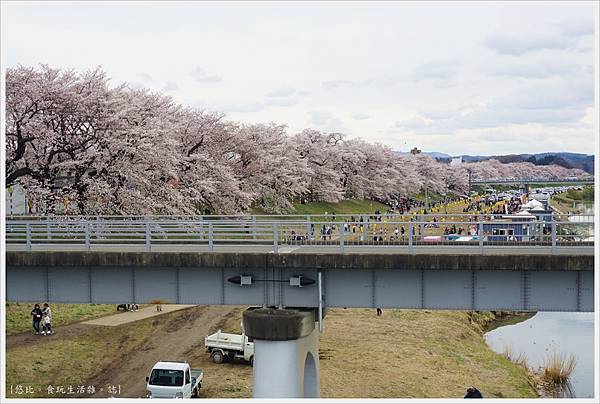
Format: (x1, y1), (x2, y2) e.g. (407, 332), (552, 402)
(2, 1), (597, 156)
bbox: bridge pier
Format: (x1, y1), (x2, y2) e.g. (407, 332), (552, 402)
(243, 307), (320, 398)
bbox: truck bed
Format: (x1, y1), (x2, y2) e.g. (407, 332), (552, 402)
(205, 331), (244, 351)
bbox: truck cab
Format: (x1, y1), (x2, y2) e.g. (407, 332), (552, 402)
(145, 361), (202, 399)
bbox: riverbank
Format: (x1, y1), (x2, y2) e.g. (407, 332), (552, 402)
(5, 304), (538, 398)
(485, 312), (594, 398)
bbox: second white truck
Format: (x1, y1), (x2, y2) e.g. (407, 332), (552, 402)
(204, 329), (254, 365)
(145, 361), (202, 399)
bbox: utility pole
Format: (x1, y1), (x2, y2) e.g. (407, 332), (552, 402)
(467, 169), (472, 194)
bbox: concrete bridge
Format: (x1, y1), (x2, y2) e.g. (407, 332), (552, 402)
(6, 249), (594, 398)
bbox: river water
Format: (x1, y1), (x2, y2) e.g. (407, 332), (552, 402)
(485, 312), (595, 398)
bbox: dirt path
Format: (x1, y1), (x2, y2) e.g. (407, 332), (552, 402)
(82, 304), (196, 326)
(85, 305), (240, 398)
(6, 322), (101, 350)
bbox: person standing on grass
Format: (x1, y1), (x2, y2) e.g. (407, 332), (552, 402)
(41, 303), (52, 335)
(30, 303), (42, 335)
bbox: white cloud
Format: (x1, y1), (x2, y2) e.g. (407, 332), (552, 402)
(307, 110), (345, 131)
(412, 61), (458, 82)
(136, 72), (153, 82)
(352, 112), (370, 120)
(483, 34), (575, 55)
(395, 115), (429, 130)
(223, 102), (263, 113)
(267, 87), (296, 97)
(2, 2), (595, 155)
(162, 81), (179, 92)
(266, 98), (297, 107)
(190, 66), (222, 83)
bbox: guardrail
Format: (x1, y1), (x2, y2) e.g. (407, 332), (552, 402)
(5, 213), (594, 254)
(471, 177), (594, 184)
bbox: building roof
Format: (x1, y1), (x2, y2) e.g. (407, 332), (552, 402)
(522, 199), (544, 209)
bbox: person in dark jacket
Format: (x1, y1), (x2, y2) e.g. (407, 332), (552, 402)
(30, 304), (42, 335)
(464, 386), (483, 398)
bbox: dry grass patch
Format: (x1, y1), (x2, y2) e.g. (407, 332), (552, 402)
(542, 350), (576, 385)
(319, 309), (537, 398)
(5, 320), (152, 398)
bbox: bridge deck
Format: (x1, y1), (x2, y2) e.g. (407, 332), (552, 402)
(4, 243), (594, 255)
(7, 251), (594, 312)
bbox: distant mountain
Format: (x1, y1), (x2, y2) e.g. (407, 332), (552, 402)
(419, 152), (594, 174)
(422, 152), (452, 159)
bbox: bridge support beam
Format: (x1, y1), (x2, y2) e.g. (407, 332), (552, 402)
(243, 307), (320, 398)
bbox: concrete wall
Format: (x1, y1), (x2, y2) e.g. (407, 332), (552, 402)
(6, 252), (594, 311)
(6, 251), (594, 271)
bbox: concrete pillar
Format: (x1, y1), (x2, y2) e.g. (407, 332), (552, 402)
(243, 308), (320, 398)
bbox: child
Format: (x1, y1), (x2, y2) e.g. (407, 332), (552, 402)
(41, 303), (52, 335)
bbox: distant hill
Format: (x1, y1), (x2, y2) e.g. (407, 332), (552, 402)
(430, 152), (594, 174)
(422, 152), (452, 159)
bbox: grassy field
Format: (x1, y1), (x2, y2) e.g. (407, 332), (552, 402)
(6, 313), (155, 398)
(318, 309), (536, 398)
(6, 304), (538, 399)
(5, 303), (117, 335)
(551, 186), (594, 214)
(252, 199), (391, 216)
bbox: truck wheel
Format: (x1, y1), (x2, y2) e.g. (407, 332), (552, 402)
(211, 351), (224, 364)
(249, 356), (254, 366)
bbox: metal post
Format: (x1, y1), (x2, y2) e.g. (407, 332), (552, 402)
(273, 223), (279, 253)
(306, 215), (311, 239)
(318, 271), (323, 333)
(339, 223), (345, 253)
(199, 217), (204, 240)
(208, 223), (213, 252)
(26, 222), (32, 251)
(551, 222), (557, 255)
(47, 220), (51, 240)
(145, 220), (151, 252)
(419, 215), (423, 241)
(252, 216), (257, 240)
(408, 224), (413, 254)
(478, 219), (483, 254)
(85, 221), (91, 251)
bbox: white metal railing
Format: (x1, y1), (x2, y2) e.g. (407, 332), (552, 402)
(4, 214), (594, 255)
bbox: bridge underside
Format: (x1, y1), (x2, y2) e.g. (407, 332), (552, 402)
(6, 252), (594, 312)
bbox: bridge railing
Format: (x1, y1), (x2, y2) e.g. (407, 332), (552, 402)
(5, 214), (594, 254)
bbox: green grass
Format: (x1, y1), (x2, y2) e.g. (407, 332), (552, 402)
(6, 315), (154, 398)
(5, 303), (117, 335)
(252, 199), (391, 216)
(553, 186), (594, 203)
(551, 186), (594, 214)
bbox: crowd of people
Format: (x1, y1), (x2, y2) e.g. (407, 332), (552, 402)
(283, 191), (534, 244)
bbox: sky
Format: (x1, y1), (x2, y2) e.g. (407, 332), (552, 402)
(1, 1), (597, 156)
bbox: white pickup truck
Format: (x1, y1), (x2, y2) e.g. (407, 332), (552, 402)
(145, 361), (202, 399)
(205, 329), (254, 365)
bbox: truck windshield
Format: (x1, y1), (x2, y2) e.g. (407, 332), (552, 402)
(149, 369), (184, 386)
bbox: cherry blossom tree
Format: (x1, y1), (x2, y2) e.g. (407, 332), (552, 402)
(5, 65), (588, 215)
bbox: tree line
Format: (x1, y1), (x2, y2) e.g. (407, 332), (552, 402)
(5, 65), (587, 215)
